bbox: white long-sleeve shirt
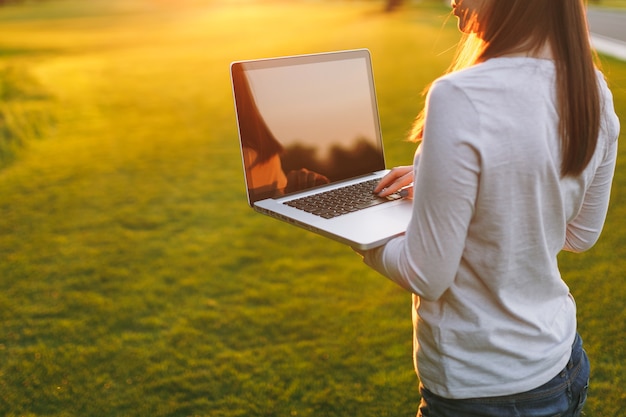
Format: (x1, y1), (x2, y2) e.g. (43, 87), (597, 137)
(364, 57), (619, 399)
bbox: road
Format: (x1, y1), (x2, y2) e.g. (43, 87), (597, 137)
(587, 7), (626, 60)
(588, 7), (626, 42)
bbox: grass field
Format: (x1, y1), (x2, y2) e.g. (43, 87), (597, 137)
(593, 0), (626, 9)
(0, 1), (624, 416)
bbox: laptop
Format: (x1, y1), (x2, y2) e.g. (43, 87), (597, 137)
(230, 49), (412, 250)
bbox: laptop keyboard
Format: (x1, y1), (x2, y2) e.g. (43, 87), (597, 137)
(284, 179), (402, 219)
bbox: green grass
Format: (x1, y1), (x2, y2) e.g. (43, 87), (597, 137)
(0, 1), (624, 416)
(590, 0), (626, 9)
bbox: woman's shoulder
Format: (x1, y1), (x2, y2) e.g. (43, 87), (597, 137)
(439, 57), (554, 83)
(429, 61), (507, 99)
(432, 58), (556, 102)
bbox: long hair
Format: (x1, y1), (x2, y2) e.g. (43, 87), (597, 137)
(411, 0), (600, 177)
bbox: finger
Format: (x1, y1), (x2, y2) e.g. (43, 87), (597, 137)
(374, 166), (412, 193)
(376, 172), (413, 196)
(286, 170), (303, 192)
(377, 178), (412, 197)
(351, 246), (367, 257)
(315, 174), (330, 186)
(306, 170), (317, 187)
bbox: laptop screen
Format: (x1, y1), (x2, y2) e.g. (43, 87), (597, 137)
(231, 50), (385, 205)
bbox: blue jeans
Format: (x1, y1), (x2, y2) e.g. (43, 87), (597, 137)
(418, 333), (590, 417)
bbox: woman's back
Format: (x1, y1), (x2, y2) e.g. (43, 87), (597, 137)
(370, 56), (619, 398)
(357, 0), (619, 414)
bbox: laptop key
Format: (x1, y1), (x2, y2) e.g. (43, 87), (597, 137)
(285, 178), (398, 219)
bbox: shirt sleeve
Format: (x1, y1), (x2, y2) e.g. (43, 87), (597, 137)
(363, 79), (481, 301)
(563, 80), (619, 252)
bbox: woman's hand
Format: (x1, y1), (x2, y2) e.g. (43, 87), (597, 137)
(374, 166), (414, 198)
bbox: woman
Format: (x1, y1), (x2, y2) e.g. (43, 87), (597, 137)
(356, 0), (619, 415)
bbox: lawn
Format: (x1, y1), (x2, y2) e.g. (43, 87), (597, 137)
(592, 0), (626, 9)
(0, 1), (624, 416)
